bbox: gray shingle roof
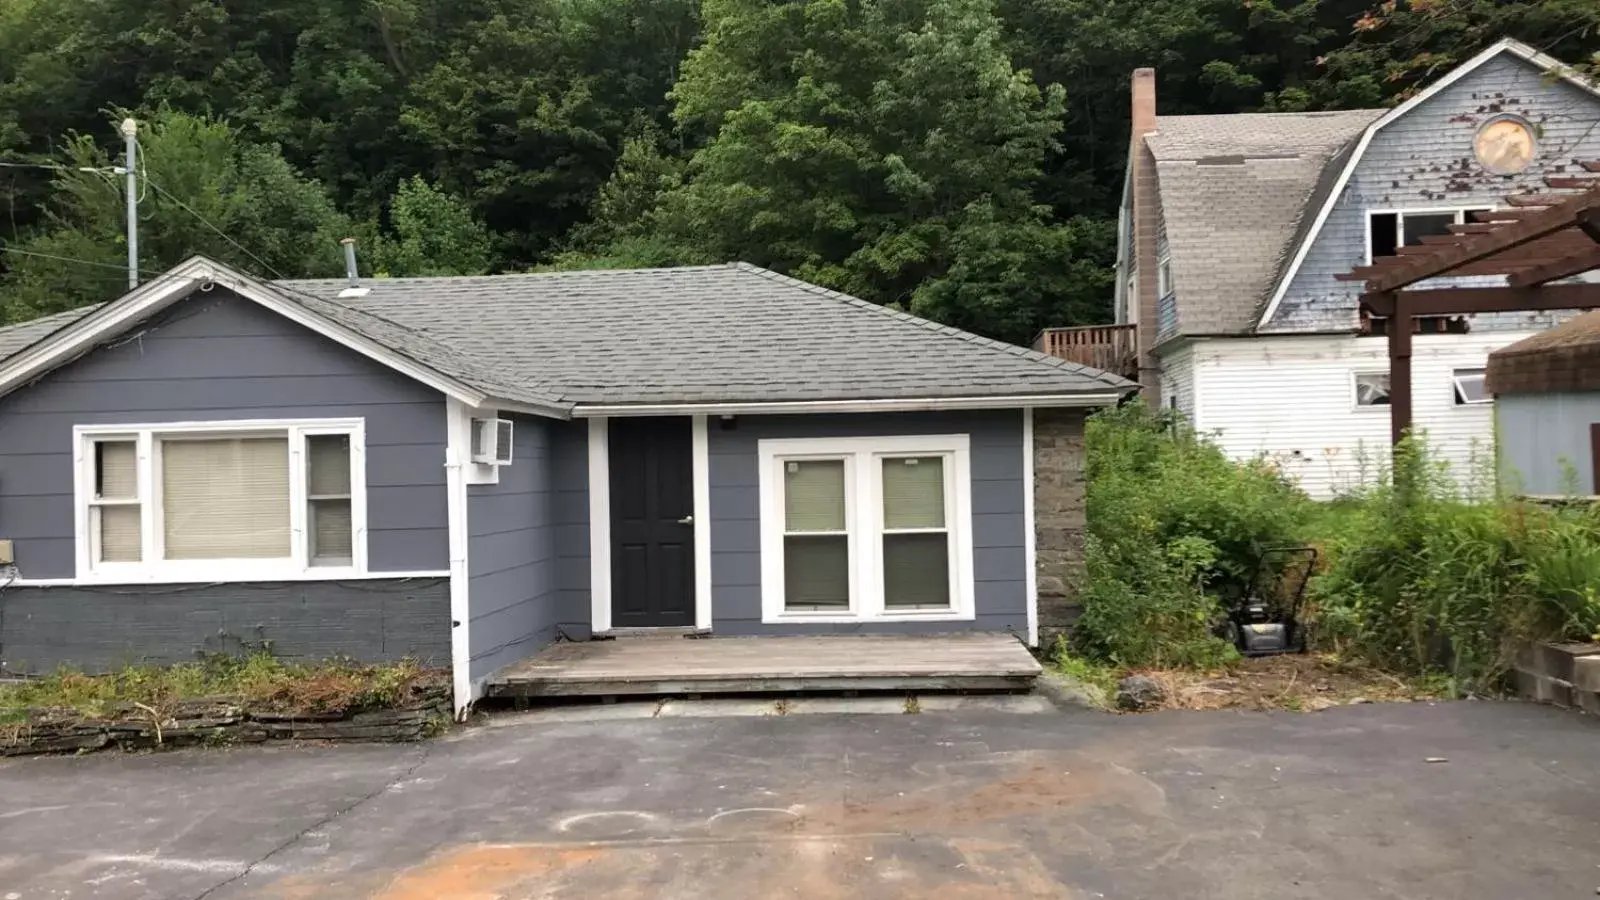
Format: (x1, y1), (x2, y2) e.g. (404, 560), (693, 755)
(0, 304), (104, 359)
(0, 261), (1134, 411)
(1147, 109), (1385, 337)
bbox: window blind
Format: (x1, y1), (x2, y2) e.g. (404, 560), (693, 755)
(784, 460), (845, 532)
(162, 437), (291, 559)
(882, 456), (944, 529)
(884, 533), (950, 608)
(94, 441), (141, 562)
(98, 506), (143, 562)
(97, 441), (137, 499)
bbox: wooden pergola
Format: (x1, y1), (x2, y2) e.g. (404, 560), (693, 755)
(1339, 163), (1600, 445)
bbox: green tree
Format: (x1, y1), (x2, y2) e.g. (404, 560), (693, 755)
(1308, 0), (1600, 108)
(370, 176), (492, 276)
(0, 109), (351, 322)
(592, 0), (1104, 343)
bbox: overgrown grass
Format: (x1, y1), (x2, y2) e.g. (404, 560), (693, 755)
(1074, 402), (1311, 668)
(1310, 441), (1600, 690)
(1076, 404), (1600, 692)
(0, 654), (440, 721)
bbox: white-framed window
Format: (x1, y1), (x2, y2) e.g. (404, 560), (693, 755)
(1452, 367), (1490, 405)
(758, 434), (974, 623)
(1157, 253), (1173, 298)
(1367, 207), (1494, 262)
(74, 419), (367, 582)
(1353, 371), (1391, 408)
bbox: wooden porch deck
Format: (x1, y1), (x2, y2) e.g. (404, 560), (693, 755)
(484, 633), (1042, 699)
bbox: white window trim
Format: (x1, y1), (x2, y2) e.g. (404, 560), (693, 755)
(1351, 370), (1391, 412)
(1156, 252), (1173, 299)
(72, 418), (368, 584)
(1452, 366), (1492, 406)
(758, 433), (975, 624)
(1363, 206), (1495, 265)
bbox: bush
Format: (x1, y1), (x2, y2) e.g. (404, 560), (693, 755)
(1075, 403), (1312, 668)
(1310, 439), (1600, 689)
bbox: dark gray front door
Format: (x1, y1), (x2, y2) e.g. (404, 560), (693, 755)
(609, 416), (695, 627)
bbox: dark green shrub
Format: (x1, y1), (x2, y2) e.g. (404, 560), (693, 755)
(1076, 403), (1313, 668)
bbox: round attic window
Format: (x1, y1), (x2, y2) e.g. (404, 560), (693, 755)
(1473, 117), (1536, 175)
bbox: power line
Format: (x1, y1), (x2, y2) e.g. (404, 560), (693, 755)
(0, 246), (257, 298)
(141, 177), (285, 280)
(0, 159), (120, 175)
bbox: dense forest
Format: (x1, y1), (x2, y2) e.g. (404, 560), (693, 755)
(0, 0), (1596, 344)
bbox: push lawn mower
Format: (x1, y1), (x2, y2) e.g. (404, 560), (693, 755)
(1220, 546), (1317, 657)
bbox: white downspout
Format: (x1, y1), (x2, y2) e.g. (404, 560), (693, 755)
(444, 397), (473, 719)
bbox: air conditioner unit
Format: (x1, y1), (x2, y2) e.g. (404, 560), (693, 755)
(470, 417), (514, 465)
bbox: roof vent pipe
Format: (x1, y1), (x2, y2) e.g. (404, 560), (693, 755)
(340, 237), (359, 287)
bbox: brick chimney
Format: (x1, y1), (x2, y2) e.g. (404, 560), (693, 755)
(1129, 68), (1161, 404)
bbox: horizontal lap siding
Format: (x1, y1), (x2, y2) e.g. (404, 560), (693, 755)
(0, 292), (449, 579)
(1196, 333), (1533, 498)
(707, 410), (1027, 636)
(549, 421), (592, 639)
(0, 579), (450, 673)
(466, 417), (559, 682)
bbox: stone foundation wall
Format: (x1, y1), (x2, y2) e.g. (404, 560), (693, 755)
(1034, 408), (1088, 647)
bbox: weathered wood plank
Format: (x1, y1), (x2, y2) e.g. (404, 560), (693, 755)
(485, 634), (1042, 699)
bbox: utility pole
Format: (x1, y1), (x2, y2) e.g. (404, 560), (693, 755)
(120, 118), (138, 290)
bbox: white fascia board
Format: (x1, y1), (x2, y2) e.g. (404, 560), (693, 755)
(0, 256), (489, 408)
(1255, 38), (1600, 330)
(570, 393), (1126, 418)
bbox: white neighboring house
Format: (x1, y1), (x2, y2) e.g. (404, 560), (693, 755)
(1093, 39), (1600, 498)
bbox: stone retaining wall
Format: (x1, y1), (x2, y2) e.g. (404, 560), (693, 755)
(1512, 641), (1600, 714)
(1034, 408), (1088, 647)
(1, 685), (451, 756)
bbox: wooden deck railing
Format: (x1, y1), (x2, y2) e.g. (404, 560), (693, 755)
(1032, 323), (1138, 376)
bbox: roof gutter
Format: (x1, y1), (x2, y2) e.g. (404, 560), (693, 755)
(570, 393), (1127, 418)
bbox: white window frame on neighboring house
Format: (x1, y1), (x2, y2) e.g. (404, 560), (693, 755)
(72, 418), (368, 583)
(1364, 206), (1496, 264)
(1452, 367), (1491, 406)
(1156, 253), (1173, 298)
(1352, 371), (1392, 410)
(757, 433), (975, 624)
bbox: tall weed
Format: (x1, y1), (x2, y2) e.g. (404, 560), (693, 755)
(1310, 440), (1600, 688)
(1076, 403), (1312, 668)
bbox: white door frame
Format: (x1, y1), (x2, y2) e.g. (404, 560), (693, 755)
(587, 415), (712, 633)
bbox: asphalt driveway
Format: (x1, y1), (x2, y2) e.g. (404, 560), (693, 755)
(0, 700), (1596, 899)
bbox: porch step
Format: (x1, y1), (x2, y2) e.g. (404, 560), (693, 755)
(485, 633), (1041, 700)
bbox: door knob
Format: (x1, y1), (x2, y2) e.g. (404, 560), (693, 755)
(677, 515), (695, 525)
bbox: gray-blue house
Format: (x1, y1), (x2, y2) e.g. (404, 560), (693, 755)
(0, 257), (1131, 712)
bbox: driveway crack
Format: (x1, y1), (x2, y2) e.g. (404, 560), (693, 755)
(189, 743), (432, 900)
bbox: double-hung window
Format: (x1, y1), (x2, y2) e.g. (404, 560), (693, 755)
(760, 434), (974, 622)
(76, 419), (366, 581)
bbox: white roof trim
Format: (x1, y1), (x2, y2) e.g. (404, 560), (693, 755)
(1254, 38), (1600, 330)
(571, 393), (1125, 417)
(0, 256), (490, 407)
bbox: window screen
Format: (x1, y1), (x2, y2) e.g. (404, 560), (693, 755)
(783, 459), (849, 610)
(882, 456), (950, 609)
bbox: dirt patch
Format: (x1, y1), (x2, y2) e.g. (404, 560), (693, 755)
(1134, 654), (1444, 712)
